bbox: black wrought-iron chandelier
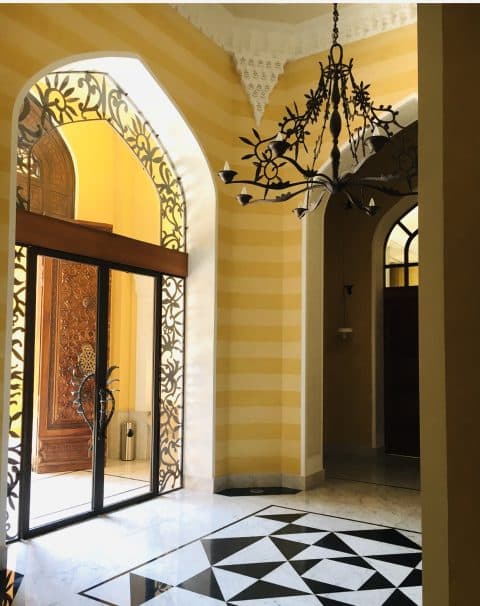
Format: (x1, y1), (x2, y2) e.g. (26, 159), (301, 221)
(218, 3), (416, 218)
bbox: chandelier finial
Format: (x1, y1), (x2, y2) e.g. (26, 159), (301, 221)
(332, 3), (339, 45)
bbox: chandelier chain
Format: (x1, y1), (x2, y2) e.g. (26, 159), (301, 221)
(332, 3), (339, 45)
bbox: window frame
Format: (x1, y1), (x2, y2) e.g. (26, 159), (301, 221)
(384, 206), (419, 287)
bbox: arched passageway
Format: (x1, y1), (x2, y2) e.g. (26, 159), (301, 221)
(300, 96), (418, 488)
(4, 55), (217, 541)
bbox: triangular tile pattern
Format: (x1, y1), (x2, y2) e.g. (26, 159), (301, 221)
(80, 506), (422, 606)
(129, 573), (171, 605)
(0, 569), (24, 604)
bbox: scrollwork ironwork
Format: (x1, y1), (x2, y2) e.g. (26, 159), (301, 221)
(6, 246), (27, 541)
(17, 70), (186, 251)
(9, 68), (187, 533)
(159, 276), (184, 492)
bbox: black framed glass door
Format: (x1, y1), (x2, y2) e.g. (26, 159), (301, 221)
(102, 269), (158, 508)
(19, 248), (161, 537)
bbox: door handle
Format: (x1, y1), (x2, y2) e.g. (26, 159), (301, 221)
(72, 371), (95, 433)
(97, 365), (119, 437)
(97, 387), (115, 437)
(72, 365), (118, 437)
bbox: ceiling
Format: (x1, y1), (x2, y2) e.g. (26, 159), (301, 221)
(175, 3), (417, 123)
(223, 3), (335, 24)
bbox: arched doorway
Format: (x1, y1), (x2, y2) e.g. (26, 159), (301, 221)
(7, 62), (194, 540)
(309, 115), (419, 486)
(300, 97), (418, 486)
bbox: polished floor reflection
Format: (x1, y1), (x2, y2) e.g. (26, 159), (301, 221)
(7, 478), (421, 605)
(325, 450), (420, 490)
(29, 459), (150, 526)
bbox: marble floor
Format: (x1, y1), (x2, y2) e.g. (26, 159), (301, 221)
(29, 459), (151, 527)
(6, 478), (421, 605)
(325, 451), (420, 491)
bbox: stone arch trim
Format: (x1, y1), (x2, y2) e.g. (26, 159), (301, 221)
(16, 70), (186, 251)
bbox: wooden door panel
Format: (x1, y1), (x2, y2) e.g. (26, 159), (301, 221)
(34, 257), (97, 473)
(383, 286), (420, 457)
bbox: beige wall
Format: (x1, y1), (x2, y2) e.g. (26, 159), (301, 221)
(219, 18), (419, 480)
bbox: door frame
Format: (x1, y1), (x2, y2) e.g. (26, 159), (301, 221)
(14, 212), (188, 540)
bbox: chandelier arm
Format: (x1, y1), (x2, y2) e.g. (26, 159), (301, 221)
(348, 173), (416, 186)
(344, 189), (363, 211)
(348, 181), (418, 197)
(224, 177), (330, 192)
(278, 154), (323, 179)
(249, 183), (328, 205)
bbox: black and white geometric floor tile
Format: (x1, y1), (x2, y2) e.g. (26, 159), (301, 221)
(0, 569), (24, 605)
(81, 505), (422, 606)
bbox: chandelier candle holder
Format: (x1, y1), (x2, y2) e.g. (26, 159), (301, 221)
(218, 3), (417, 218)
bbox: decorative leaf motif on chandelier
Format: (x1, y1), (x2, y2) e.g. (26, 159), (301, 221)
(218, 3), (417, 217)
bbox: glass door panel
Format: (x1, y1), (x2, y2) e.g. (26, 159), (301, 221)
(29, 254), (97, 528)
(103, 270), (155, 506)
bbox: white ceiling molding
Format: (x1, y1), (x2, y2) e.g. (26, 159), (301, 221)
(174, 3), (417, 123)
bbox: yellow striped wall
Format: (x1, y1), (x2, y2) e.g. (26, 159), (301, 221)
(0, 3), (238, 481)
(0, 4), (417, 487)
(219, 23), (418, 479)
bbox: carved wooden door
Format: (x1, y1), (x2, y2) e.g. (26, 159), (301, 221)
(33, 257), (98, 473)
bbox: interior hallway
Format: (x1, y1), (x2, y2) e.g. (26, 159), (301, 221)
(7, 479), (421, 605)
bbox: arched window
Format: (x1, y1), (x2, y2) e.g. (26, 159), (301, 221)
(384, 205), (418, 287)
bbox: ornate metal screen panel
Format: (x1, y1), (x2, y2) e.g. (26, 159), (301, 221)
(9, 69), (188, 536)
(17, 71), (186, 251)
(7, 246), (27, 540)
(159, 275), (185, 492)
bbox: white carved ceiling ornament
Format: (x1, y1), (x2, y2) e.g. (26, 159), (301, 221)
(174, 3), (417, 124)
(234, 53), (286, 125)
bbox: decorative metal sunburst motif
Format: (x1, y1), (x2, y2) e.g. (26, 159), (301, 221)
(35, 73), (81, 124)
(16, 70), (186, 251)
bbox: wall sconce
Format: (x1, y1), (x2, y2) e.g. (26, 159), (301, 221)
(337, 326), (353, 340)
